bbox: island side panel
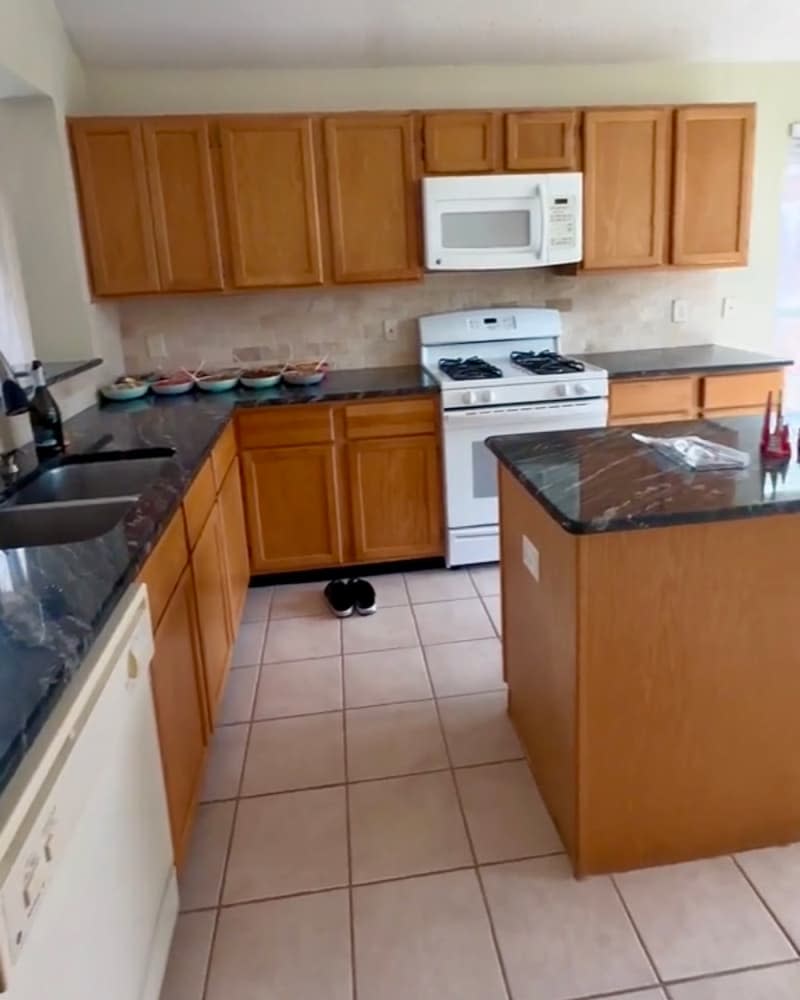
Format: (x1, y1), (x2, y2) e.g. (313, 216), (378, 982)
(577, 512), (800, 875)
(499, 467), (579, 858)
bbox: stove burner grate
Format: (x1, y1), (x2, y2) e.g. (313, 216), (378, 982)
(510, 350), (585, 375)
(438, 356), (504, 381)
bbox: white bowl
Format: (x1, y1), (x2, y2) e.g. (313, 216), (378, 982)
(151, 379), (194, 396)
(282, 370), (326, 386)
(240, 372), (283, 389)
(100, 382), (149, 401)
(196, 375), (240, 393)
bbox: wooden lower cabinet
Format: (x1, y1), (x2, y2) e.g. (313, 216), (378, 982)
(219, 457), (250, 628)
(150, 565), (209, 867)
(243, 443), (343, 573)
(348, 435), (442, 561)
(192, 502), (234, 720)
(239, 397), (444, 572)
(609, 369), (785, 425)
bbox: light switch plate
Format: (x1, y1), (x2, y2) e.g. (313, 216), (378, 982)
(146, 334), (167, 359)
(522, 535), (540, 581)
(671, 299), (688, 323)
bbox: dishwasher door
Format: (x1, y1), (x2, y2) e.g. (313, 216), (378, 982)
(0, 585), (178, 1000)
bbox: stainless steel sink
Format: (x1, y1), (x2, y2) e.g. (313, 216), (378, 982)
(5, 450), (175, 507)
(0, 498), (136, 549)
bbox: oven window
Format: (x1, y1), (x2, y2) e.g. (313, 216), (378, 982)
(472, 441), (498, 498)
(441, 210), (530, 249)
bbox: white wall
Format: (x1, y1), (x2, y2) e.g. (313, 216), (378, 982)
(0, 1), (124, 400)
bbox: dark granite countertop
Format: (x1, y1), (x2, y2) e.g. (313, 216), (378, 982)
(0, 365), (436, 797)
(488, 413), (800, 535)
(577, 345), (792, 380)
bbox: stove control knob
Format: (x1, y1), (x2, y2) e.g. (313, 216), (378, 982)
(462, 390), (477, 405)
(555, 384), (569, 398)
(573, 383), (589, 396)
(480, 389), (495, 404)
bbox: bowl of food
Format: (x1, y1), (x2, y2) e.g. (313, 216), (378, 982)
(100, 376), (150, 401)
(151, 373), (195, 396)
(240, 366), (284, 389)
(195, 369), (241, 393)
(282, 361), (329, 387)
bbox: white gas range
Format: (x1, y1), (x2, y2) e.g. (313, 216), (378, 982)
(419, 307), (609, 566)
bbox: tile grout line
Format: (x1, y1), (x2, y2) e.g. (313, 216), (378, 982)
(407, 584), (515, 1000)
(199, 600), (273, 1000)
(608, 873), (665, 990)
(730, 854), (800, 957)
(340, 642), (359, 1000)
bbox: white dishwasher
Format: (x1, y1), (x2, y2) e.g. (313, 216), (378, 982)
(0, 584), (178, 1000)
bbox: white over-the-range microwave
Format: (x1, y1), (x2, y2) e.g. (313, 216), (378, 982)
(422, 172), (582, 270)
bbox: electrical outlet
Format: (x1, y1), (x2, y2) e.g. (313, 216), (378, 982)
(522, 534), (540, 581)
(671, 299), (689, 323)
(383, 320), (399, 342)
(722, 297), (737, 319)
(146, 334), (167, 358)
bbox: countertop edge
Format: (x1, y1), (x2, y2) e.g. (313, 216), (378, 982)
(606, 358), (793, 380)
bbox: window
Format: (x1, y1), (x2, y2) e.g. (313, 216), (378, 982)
(0, 190), (33, 367)
(776, 136), (800, 410)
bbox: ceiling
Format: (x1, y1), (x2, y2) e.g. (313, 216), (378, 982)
(54, 0), (800, 68)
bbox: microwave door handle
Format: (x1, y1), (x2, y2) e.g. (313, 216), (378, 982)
(534, 183), (548, 261)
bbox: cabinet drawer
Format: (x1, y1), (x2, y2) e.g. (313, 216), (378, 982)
(237, 406), (335, 448)
(344, 398), (438, 440)
(702, 370), (783, 412)
(138, 506), (189, 628)
(183, 458), (216, 548)
(609, 377), (697, 421)
(211, 421), (237, 489)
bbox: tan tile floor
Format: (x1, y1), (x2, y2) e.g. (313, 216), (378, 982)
(161, 567), (800, 1000)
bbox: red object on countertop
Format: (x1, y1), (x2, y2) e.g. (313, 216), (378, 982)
(761, 390), (792, 459)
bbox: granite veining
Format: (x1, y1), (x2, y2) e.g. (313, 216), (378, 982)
(578, 344), (792, 380)
(0, 365), (436, 797)
(487, 413), (800, 536)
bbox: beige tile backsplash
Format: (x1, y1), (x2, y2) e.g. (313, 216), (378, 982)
(119, 269), (753, 373)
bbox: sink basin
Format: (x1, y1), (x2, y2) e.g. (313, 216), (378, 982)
(5, 450), (175, 507)
(0, 498), (136, 549)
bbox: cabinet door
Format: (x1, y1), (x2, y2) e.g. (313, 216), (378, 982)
(69, 119), (160, 295)
(672, 105), (755, 267)
(608, 376), (699, 425)
(192, 502), (234, 721)
(142, 117), (223, 291)
(150, 566), (209, 866)
(219, 457), (250, 632)
(219, 116), (325, 287)
(423, 112), (500, 173)
(583, 108), (670, 270)
(505, 110), (579, 171)
(324, 114), (421, 283)
(348, 435), (443, 562)
(242, 444), (343, 572)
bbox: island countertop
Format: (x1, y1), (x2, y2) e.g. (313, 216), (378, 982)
(577, 344), (792, 379)
(0, 365), (437, 798)
(487, 413), (800, 535)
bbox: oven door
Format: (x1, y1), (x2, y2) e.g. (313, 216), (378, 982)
(441, 400), (606, 531)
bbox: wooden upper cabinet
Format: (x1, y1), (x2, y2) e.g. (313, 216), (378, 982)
(582, 107), (671, 270)
(505, 110), (579, 171)
(323, 114), (421, 283)
(672, 104), (755, 267)
(219, 116), (325, 288)
(423, 112), (500, 173)
(69, 119), (160, 295)
(141, 118), (223, 292)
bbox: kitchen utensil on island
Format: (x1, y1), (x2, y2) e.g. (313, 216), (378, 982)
(632, 432), (750, 470)
(760, 390), (791, 460)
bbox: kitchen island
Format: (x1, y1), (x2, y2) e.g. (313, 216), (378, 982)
(487, 415), (800, 876)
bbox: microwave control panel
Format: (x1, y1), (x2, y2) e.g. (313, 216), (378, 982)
(548, 196), (579, 252)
